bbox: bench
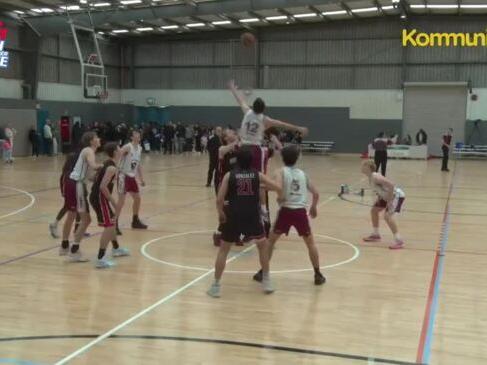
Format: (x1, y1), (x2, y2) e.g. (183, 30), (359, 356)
(453, 145), (487, 158)
(300, 141), (335, 154)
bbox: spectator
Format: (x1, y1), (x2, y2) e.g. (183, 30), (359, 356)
(441, 128), (453, 172)
(4, 124), (16, 152)
(43, 120), (53, 156)
(28, 125), (40, 157)
(176, 123), (186, 154)
(206, 126), (222, 187)
(184, 124), (194, 153)
(416, 129), (428, 145)
(3, 138), (12, 164)
(403, 134), (412, 146)
(72, 121), (83, 150)
(373, 132), (389, 176)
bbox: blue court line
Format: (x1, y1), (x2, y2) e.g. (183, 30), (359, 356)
(0, 359), (44, 365)
(417, 165), (456, 365)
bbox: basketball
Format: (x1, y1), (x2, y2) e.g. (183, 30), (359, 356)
(241, 32), (256, 48)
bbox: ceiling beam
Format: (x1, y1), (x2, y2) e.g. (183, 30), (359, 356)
(25, 0), (339, 34)
(277, 8), (301, 23)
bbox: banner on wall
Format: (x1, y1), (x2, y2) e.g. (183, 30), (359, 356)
(0, 22), (9, 69)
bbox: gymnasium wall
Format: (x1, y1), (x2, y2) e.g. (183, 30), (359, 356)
(0, 108), (37, 157)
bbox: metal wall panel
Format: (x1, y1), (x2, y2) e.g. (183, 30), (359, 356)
(458, 65), (487, 87)
(39, 56), (58, 83)
(354, 66), (402, 89)
(59, 35), (78, 60)
(354, 39), (402, 64)
(406, 65), (457, 82)
(59, 60), (81, 85)
(135, 43), (171, 66)
(306, 40), (354, 65)
(407, 44), (459, 64)
(265, 67), (306, 89)
(41, 36), (58, 56)
(231, 67), (256, 89)
(171, 42), (213, 65)
(261, 41), (306, 65)
(305, 66), (353, 89)
(135, 68), (163, 89)
(214, 41), (233, 65)
(106, 66), (121, 89)
(101, 43), (121, 66)
(171, 67), (214, 88)
(233, 42), (255, 66)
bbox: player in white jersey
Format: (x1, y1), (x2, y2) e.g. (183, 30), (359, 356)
(61, 131), (102, 261)
(253, 145), (326, 285)
(116, 130), (147, 231)
(228, 80), (309, 225)
(361, 160), (406, 249)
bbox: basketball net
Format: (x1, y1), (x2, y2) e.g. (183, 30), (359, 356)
(96, 90), (109, 104)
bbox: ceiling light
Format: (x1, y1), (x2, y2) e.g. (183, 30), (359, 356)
(460, 4), (487, 7)
(392, 0), (400, 3)
(161, 25), (179, 29)
(426, 4), (458, 8)
(186, 23), (205, 27)
(410, 4), (426, 8)
(293, 13), (319, 18)
(112, 29), (129, 33)
(60, 5), (81, 10)
(381, 5), (395, 10)
(322, 10), (348, 15)
(80, 0), (88, 3)
(93, 2), (111, 6)
(31, 8), (43, 13)
(400, 13), (407, 18)
(265, 15), (288, 20)
(212, 20), (232, 25)
(14, 10), (25, 14)
(98, 31), (105, 34)
(41, 8), (54, 13)
(239, 18), (260, 23)
(136, 27), (153, 31)
(351, 7), (379, 13)
(120, 0), (141, 4)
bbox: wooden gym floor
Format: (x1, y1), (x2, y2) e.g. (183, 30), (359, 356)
(0, 153), (485, 365)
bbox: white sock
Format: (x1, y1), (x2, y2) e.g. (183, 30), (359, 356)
(373, 227), (379, 235)
(214, 279), (220, 285)
(394, 233), (401, 241)
(262, 272), (269, 280)
(261, 205), (268, 213)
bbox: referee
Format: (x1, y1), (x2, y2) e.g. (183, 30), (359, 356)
(441, 128), (453, 172)
(373, 132), (389, 176)
(206, 127), (222, 187)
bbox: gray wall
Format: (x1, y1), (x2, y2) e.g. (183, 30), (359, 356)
(38, 100), (135, 126)
(168, 106), (401, 153)
(128, 16), (487, 90)
(0, 108), (37, 157)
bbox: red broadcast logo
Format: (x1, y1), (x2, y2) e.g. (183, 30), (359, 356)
(0, 21), (7, 41)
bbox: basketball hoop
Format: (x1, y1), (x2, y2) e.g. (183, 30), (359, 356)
(97, 90), (109, 103)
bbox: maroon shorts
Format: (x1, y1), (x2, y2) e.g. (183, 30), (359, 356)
(375, 197), (405, 213)
(63, 179), (89, 213)
(90, 193), (115, 228)
(246, 145), (269, 173)
(273, 207), (311, 237)
(118, 174), (139, 194)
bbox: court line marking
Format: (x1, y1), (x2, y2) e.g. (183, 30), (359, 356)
(0, 335), (421, 365)
(0, 186), (35, 221)
(53, 243), (256, 365)
(416, 162), (456, 364)
(54, 176), (362, 364)
(141, 230), (360, 274)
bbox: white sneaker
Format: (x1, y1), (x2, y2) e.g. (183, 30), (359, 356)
(112, 247), (130, 257)
(59, 246), (69, 256)
(68, 251), (90, 263)
(95, 258), (115, 269)
(262, 278), (275, 294)
(206, 283), (221, 298)
(49, 223), (59, 239)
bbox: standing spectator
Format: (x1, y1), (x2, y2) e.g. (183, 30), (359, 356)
(4, 124), (16, 152)
(194, 124), (202, 153)
(441, 128), (453, 172)
(416, 129), (428, 145)
(373, 132), (389, 176)
(43, 120), (53, 156)
(163, 123), (174, 155)
(28, 125), (40, 157)
(72, 121), (83, 150)
(201, 131), (208, 153)
(176, 123), (186, 154)
(206, 127), (222, 187)
(184, 124), (194, 153)
(3, 138), (12, 164)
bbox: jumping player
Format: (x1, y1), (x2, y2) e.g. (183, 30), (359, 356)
(90, 142), (130, 269)
(207, 146), (281, 298)
(61, 131), (102, 261)
(253, 145), (326, 285)
(228, 79), (307, 222)
(361, 160), (406, 249)
(117, 130), (147, 232)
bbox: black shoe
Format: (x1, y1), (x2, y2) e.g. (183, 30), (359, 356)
(132, 218), (148, 229)
(253, 269), (263, 283)
(314, 273), (326, 285)
(116, 227), (122, 236)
